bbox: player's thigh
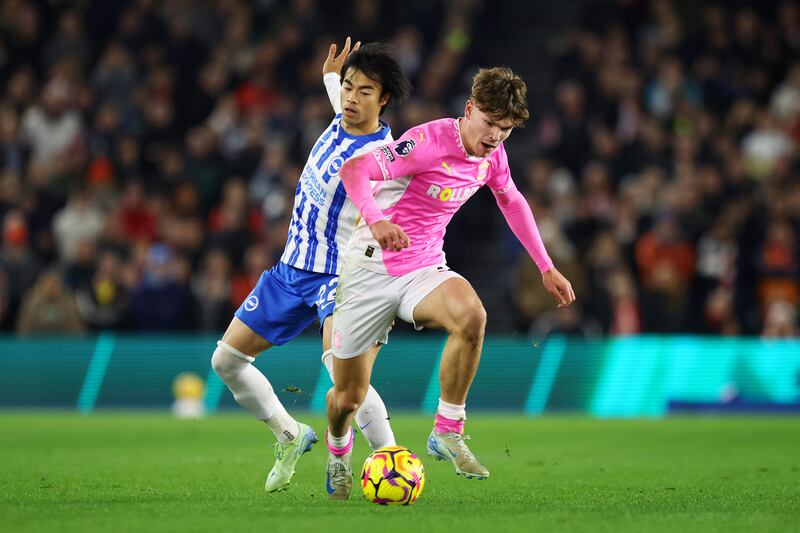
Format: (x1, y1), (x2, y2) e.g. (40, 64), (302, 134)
(322, 315), (384, 358)
(221, 316), (273, 357)
(322, 315), (333, 353)
(232, 266), (319, 354)
(331, 262), (398, 358)
(410, 276), (485, 332)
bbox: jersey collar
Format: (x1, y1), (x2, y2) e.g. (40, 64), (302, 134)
(454, 117), (486, 162)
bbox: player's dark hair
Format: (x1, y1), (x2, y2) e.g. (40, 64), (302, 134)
(341, 43), (411, 115)
(470, 67), (530, 127)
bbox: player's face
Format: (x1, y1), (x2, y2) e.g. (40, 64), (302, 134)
(340, 68), (389, 132)
(461, 100), (514, 158)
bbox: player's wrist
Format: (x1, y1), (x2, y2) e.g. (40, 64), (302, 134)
(362, 207), (386, 226)
(365, 214), (387, 226)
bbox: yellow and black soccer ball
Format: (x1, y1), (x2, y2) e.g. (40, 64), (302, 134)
(361, 445), (425, 505)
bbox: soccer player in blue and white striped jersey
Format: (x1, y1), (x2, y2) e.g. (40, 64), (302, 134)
(210, 39), (411, 493)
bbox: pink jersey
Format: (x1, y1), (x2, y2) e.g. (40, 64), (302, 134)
(343, 118), (517, 276)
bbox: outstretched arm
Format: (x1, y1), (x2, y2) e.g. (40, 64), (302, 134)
(322, 37), (360, 114)
(493, 184), (576, 308)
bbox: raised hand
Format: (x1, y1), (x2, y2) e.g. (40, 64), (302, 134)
(323, 36), (361, 76)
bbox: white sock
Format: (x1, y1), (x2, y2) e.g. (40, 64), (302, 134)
(212, 341), (300, 444)
(437, 398), (467, 420)
(323, 349), (396, 450)
(328, 430), (353, 448)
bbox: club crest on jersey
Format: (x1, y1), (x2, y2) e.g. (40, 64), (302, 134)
(244, 295), (259, 311)
(327, 155), (345, 176)
(477, 160), (489, 181)
(394, 139), (416, 157)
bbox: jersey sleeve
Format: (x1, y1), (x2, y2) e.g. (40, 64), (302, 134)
(484, 144), (514, 194)
(368, 125), (434, 181)
(323, 73), (342, 114)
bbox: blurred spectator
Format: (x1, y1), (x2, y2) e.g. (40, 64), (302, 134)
(742, 112), (794, 179)
(75, 249), (129, 330)
(20, 76), (82, 166)
(91, 42), (138, 110)
(755, 218), (800, 313)
(635, 213), (695, 331)
(63, 239), (97, 291)
(694, 212), (740, 334)
(644, 56), (702, 121)
(761, 299), (799, 337)
(42, 8), (92, 71)
(770, 62), (800, 120)
(605, 267), (641, 335)
(185, 125), (224, 210)
(230, 242), (272, 309)
(116, 180), (157, 244)
(0, 268), (9, 327)
(129, 243), (192, 331)
(16, 269), (85, 335)
(191, 248), (232, 331)
(206, 178), (257, 264)
(0, 210), (40, 330)
(538, 80), (592, 176)
(0, 105), (28, 175)
(52, 188), (105, 263)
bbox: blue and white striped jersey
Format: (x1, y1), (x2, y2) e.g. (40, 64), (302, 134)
(280, 113), (393, 274)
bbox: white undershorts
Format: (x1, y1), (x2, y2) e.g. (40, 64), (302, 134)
(331, 260), (463, 358)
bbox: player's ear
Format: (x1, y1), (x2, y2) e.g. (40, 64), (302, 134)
(380, 93), (390, 108)
(465, 99), (473, 119)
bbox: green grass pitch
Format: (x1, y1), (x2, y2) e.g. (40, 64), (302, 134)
(1, 413), (798, 532)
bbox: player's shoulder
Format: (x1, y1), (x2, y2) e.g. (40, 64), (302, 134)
(398, 118), (456, 154)
(418, 117), (455, 137)
(490, 141), (510, 164)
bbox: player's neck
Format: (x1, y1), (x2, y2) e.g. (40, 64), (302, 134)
(341, 117), (381, 136)
(457, 117), (478, 157)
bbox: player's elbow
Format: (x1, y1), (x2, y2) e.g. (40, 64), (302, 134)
(340, 157), (362, 181)
(496, 189), (526, 212)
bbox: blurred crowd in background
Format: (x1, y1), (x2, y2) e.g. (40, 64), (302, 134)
(0, 0), (798, 337)
(511, 0), (799, 338)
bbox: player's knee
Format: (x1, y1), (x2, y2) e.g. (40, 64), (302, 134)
(210, 346), (229, 377)
(211, 341), (254, 378)
(335, 387), (367, 415)
(454, 303), (487, 345)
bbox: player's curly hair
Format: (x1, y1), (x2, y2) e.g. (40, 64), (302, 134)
(342, 43), (411, 115)
(470, 67), (529, 127)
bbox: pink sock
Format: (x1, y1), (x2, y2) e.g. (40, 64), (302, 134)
(434, 413), (464, 434)
(326, 429), (354, 456)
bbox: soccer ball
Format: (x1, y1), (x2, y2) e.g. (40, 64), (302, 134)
(361, 445), (425, 505)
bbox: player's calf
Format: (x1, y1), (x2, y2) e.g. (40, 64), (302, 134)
(322, 349), (396, 450)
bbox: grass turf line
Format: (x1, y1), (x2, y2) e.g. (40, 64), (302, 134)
(1, 413), (798, 532)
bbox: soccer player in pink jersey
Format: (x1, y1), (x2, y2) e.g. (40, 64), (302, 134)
(324, 67), (575, 498)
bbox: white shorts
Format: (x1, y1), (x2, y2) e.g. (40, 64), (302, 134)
(331, 261), (463, 358)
